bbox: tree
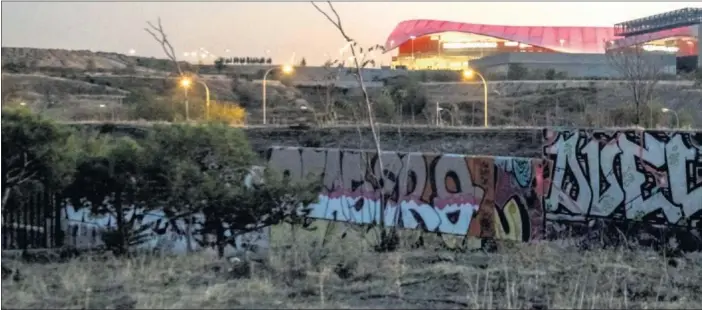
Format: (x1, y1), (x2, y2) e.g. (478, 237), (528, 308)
(606, 37), (666, 126)
(1, 108), (77, 211)
(507, 63), (528, 80)
(144, 17), (183, 76)
(202, 168), (320, 257)
(266, 58), (272, 64)
(208, 101), (247, 125)
(311, 1), (398, 251)
(299, 57), (308, 67)
(233, 57), (240, 64)
(63, 134), (152, 255)
(141, 124), (257, 253)
(214, 57), (226, 73)
(386, 76), (428, 122)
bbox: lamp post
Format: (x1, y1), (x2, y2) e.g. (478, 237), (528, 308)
(180, 77), (211, 121)
(262, 64), (294, 125)
(180, 78), (191, 122)
(463, 69), (489, 128)
(661, 108), (679, 128)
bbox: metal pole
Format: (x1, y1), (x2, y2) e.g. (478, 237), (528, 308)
(262, 67), (275, 125)
(474, 71), (489, 128)
(672, 111), (680, 128)
(184, 87), (190, 122)
(199, 81), (210, 121)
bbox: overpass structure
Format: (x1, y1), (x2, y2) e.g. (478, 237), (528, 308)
(611, 7), (702, 68)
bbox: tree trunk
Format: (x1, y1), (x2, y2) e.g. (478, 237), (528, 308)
(2, 187), (12, 211)
(115, 191), (127, 255)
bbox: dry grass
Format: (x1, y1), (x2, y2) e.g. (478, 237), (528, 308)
(3, 223), (701, 309)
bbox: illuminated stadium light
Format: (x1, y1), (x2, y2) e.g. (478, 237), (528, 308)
(443, 42), (498, 49)
(642, 45), (679, 52)
(504, 41), (519, 47)
(518, 43), (531, 48)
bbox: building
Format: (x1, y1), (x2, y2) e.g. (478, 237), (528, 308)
(384, 7), (701, 71)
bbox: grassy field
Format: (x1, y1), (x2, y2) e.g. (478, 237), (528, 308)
(2, 223), (701, 309)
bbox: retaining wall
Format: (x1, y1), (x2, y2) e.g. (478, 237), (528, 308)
(266, 128), (702, 247)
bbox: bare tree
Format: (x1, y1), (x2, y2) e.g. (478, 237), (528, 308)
(605, 36), (668, 126)
(144, 18), (183, 76)
(144, 17), (196, 252)
(311, 1), (400, 250)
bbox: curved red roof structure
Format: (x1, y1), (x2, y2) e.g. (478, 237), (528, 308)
(385, 19), (619, 54)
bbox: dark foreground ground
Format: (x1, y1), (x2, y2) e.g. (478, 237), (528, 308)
(3, 223), (701, 309)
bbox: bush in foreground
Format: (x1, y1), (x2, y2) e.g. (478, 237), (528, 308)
(2, 108), (319, 255)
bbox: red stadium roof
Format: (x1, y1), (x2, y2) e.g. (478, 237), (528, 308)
(385, 19), (620, 54)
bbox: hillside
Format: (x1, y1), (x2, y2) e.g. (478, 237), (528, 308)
(2, 47), (701, 127)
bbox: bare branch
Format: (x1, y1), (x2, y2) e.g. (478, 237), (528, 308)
(605, 35), (667, 126)
(312, 1), (401, 250)
(145, 17), (183, 76)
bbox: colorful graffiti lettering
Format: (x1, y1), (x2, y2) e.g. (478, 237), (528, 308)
(543, 129), (702, 227)
(266, 147), (546, 241)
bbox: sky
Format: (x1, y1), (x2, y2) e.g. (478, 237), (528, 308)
(1, 1), (700, 66)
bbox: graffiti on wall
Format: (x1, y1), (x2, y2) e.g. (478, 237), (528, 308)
(543, 129), (702, 227)
(266, 147), (547, 242)
(62, 206), (270, 255)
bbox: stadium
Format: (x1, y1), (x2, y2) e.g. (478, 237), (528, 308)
(384, 7), (701, 71)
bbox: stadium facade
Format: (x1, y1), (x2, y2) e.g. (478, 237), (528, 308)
(384, 8), (701, 70)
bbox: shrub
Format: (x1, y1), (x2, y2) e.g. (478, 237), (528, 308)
(2, 109), (320, 256)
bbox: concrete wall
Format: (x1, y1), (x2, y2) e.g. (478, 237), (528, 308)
(471, 52), (677, 78)
(267, 147), (546, 240)
(62, 124), (702, 250)
(266, 128), (702, 246)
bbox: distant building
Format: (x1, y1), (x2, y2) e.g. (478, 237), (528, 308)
(384, 7), (701, 71)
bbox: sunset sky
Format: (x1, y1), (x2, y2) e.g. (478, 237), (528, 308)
(2, 2), (699, 65)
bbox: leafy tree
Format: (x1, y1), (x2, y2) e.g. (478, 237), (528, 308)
(266, 58), (272, 64)
(386, 76), (428, 120)
(233, 57), (240, 64)
(299, 58), (307, 67)
(545, 68), (556, 80)
(127, 91), (180, 121)
(63, 133), (152, 255)
(508, 63), (528, 80)
(1, 108), (77, 210)
(141, 123), (257, 253)
(202, 168), (320, 257)
(208, 101), (247, 125)
(214, 57), (226, 73)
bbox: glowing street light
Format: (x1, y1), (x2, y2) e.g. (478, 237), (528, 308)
(463, 69), (489, 128)
(180, 78), (192, 88)
(262, 64), (295, 124)
(180, 77), (211, 121)
(661, 108), (679, 128)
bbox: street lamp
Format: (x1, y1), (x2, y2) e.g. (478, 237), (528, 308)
(463, 69), (489, 128)
(180, 78), (192, 121)
(661, 108), (679, 128)
(262, 64), (294, 125)
(180, 77), (211, 121)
